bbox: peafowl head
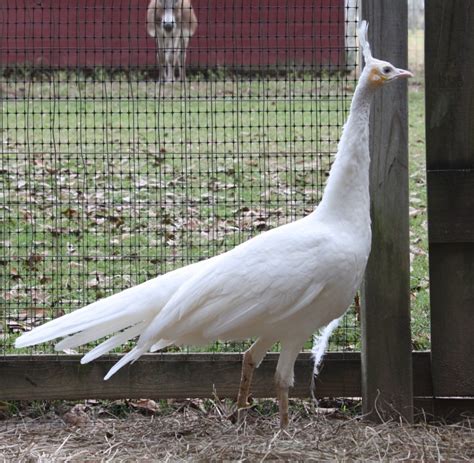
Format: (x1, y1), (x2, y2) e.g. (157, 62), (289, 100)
(358, 21), (413, 88)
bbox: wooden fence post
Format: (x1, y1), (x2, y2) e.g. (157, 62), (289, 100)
(425, 1), (474, 399)
(361, 0), (414, 422)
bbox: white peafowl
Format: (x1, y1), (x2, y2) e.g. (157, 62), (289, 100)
(15, 22), (412, 429)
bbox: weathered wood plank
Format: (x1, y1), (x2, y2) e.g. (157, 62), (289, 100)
(427, 170), (474, 243)
(361, 0), (413, 422)
(426, 1), (474, 397)
(414, 398), (474, 423)
(0, 353), (246, 401)
(429, 245), (474, 396)
(0, 352), (434, 401)
(0, 352), (359, 400)
(412, 351), (433, 397)
(425, 2), (474, 171)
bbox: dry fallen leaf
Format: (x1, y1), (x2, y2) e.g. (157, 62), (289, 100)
(39, 275), (52, 284)
(63, 404), (90, 427)
(27, 253), (44, 269)
(62, 207), (79, 219)
(15, 180), (27, 190)
(29, 288), (50, 304)
(87, 273), (105, 289)
(6, 320), (25, 333)
(129, 399), (159, 415)
(17, 307), (47, 320)
(9, 268), (21, 280)
(409, 207), (422, 218)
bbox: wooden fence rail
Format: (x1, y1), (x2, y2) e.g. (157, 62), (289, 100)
(1, 352), (472, 420)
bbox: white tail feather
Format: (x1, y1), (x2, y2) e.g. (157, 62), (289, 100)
(15, 260), (207, 350)
(54, 315), (147, 351)
(311, 317), (341, 379)
(81, 323), (147, 364)
(103, 345), (147, 380)
(14, 281), (156, 348)
(150, 339), (172, 352)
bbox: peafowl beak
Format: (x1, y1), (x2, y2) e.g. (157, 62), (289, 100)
(394, 68), (414, 79)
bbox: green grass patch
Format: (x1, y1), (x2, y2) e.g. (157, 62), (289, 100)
(1, 72), (428, 354)
(408, 83), (430, 349)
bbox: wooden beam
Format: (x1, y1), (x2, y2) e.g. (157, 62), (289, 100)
(414, 398), (474, 423)
(0, 352), (359, 401)
(428, 245), (474, 396)
(427, 170), (474, 243)
(361, 0), (413, 422)
(0, 352), (434, 401)
(3, 352), (472, 422)
(425, 2), (474, 171)
(426, 1), (474, 397)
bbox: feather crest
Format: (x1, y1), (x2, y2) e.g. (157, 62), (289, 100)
(357, 20), (372, 63)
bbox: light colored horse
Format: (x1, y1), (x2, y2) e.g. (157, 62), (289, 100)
(147, 0), (198, 82)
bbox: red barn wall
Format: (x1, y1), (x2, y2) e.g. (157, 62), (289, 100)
(0, 0), (345, 70)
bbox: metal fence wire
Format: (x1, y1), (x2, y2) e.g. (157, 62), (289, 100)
(0, 0), (360, 355)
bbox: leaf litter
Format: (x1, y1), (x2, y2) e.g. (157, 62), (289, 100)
(0, 400), (472, 461)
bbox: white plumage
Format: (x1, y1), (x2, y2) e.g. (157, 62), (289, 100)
(15, 22), (412, 428)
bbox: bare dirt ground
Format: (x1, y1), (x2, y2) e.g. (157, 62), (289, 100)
(0, 400), (472, 461)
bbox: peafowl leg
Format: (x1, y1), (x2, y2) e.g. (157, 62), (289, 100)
(275, 341), (304, 429)
(235, 337), (274, 423)
(276, 383), (289, 429)
(237, 349), (255, 410)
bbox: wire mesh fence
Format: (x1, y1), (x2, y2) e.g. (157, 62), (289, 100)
(1, 0), (360, 355)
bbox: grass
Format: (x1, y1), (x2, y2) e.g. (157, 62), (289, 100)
(408, 29), (425, 75)
(0, 70), (429, 354)
(408, 82), (430, 350)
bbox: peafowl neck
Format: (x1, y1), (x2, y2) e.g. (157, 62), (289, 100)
(314, 77), (375, 231)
